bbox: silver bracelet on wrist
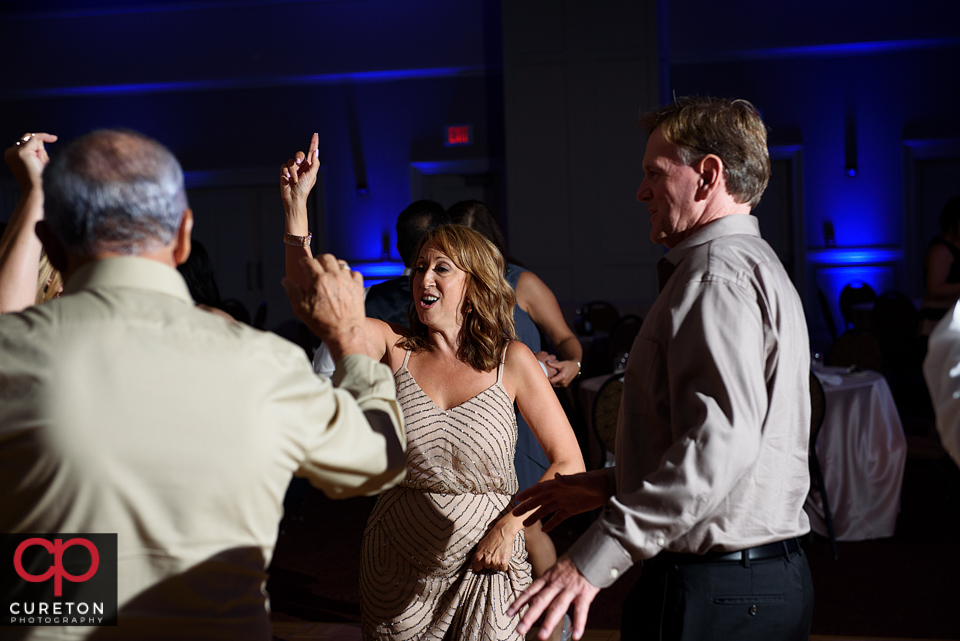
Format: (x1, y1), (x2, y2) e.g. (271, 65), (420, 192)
(283, 232), (312, 247)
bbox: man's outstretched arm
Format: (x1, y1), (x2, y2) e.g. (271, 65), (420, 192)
(512, 468), (613, 531)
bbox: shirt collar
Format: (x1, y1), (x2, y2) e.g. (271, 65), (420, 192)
(63, 256), (194, 304)
(657, 214), (761, 292)
(661, 214), (760, 267)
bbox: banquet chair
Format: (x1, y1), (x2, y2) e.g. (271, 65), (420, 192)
(827, 329), (882, 373)
(839, 281), (877, 331)
(809, 371), (838, 560)
(576, 301), (620, 379)
(873, 290), (928, 418)
(591, 373), (623, 469)
(574, 300), (620, 335)
(607, 314), (643, 371)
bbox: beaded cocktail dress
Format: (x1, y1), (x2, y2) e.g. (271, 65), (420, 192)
(360, 349), (532, 641)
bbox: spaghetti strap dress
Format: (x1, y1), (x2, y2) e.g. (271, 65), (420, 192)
(359, 348), (533, 641)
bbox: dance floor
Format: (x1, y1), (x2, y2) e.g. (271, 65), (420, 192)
(271, 621), (953, 641)
(270, 622), (624, 640)
(267, 431), (960, 640)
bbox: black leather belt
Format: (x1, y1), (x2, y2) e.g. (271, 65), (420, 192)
(656, 538), (801, 566)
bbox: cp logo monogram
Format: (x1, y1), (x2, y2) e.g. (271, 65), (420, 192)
(13, 538), (100, 597)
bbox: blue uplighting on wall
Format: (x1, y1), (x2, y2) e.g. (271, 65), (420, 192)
(752, 37), (960, 59)
(672, 37), (960, 65)
(12, 1), (307, 20)
(807, 247), (904, 266)
(0, 66), (489, 101)
(351, 261), (405, 287)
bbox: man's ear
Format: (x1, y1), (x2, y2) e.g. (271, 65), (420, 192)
(695, 154), (724, 200)
(35, 221), (69, 274)
(173, 209), (193, 266)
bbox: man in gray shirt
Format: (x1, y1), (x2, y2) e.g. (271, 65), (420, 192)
(509, 97), (813, 641)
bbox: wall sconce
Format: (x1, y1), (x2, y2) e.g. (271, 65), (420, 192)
(823, 220), (837, 248)
(381, 230), (391, 260)
(845, 112), (857, 177)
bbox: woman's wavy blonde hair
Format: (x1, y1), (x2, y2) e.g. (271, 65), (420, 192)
(400, 224), (517, 372)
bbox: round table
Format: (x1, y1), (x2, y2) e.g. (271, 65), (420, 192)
(804, 366), (907, 541)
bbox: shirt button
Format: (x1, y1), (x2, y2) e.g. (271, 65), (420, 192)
(609, 568), (619, 579)
(748, 605), (758, 616)
(656, 536), (665, 547)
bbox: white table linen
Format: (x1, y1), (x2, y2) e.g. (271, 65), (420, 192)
(805, 366), (907, 541)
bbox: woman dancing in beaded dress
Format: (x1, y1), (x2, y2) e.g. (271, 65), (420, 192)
(356, 224), (583, 641)
(281, 138), (583, 640)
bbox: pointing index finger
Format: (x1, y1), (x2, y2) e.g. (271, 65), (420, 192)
(308, 133), (319, 166)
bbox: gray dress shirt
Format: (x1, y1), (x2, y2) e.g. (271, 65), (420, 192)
(568, 215), (811, 588)
(0, 257), (406, 640)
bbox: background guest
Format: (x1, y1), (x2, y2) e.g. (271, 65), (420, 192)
(0, 132), (61, 312)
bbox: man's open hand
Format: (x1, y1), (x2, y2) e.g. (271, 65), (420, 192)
(282, 254), (366, 360)
(508, 555), (600, 641)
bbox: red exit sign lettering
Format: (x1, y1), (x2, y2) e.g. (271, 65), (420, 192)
(445, 125), (473, 146)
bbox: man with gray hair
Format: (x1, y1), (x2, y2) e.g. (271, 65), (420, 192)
(0, 129), (406, 639)
(509, 97), (813, 641)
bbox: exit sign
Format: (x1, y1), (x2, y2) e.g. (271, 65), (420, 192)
(445, 125), (473, 147)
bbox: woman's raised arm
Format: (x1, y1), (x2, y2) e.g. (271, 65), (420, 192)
(0, 132), (58, 313)
(280, 133), (321, 294)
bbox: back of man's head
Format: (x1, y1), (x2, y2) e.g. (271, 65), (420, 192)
(43, 129), (188, 257)
(640, 96), (770, 209)
(396, 200), (447, 267)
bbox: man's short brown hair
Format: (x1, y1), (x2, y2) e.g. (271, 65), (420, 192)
(640, 96), (770, 209)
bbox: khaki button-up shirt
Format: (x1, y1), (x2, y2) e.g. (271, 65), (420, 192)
(0, 256), (406, 639)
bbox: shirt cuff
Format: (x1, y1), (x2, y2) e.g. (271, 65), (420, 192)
(332, 353), (395, 398)
(567, 518), (635, 589)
